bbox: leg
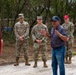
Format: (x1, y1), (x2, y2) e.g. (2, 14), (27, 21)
(64, 45), (69, 64)
(65, 51), (69, 64)
(40, 44), (48, 68)
(33, 50), (39, 67)
(68, 40), (73, 64)
(22, 40), (30, 66)
(68, 50), (72, 64)
(14, 40), (22, 66)
(33, 43), (39, 68)
(56, 46), (65, 75)
(52, 49), (58, 75)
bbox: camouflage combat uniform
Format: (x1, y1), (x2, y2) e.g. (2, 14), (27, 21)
(62, 22), (74, 63)
(14, 21), (30, 66)
(31, 23), (48, 67)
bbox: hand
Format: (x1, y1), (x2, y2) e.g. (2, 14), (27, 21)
(55, 30), (61, 36)
(36, 40), (39, 43)
(1, 39), (3, 44)
(36, 40), (42, 43)
(67, 38), (69, 41)
(41, 29), (47, 36)
(19, 36), (23, 41)
(39, 40), (42, 43)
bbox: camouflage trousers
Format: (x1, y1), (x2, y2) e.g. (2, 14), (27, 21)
(15, 39), (29, 60)
(33, 43), (47, 61)
(65, 50), (72, 58)
(65, 39), (74, 58)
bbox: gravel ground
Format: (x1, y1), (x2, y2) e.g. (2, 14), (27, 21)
(0, 56), (76, 75)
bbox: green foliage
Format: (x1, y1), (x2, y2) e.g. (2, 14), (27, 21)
(3, 30), (15, 43)
(0, 0), (76, 42)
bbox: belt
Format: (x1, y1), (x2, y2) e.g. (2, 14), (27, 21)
(53, 46), (63, 50)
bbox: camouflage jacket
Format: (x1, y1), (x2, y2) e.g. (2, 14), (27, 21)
(31, 24), (49, 43)
(14, 21), (29, 40)
(62, 22), (74, 38)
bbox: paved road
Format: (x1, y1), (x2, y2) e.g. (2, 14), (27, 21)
(0, 56), (76, 75)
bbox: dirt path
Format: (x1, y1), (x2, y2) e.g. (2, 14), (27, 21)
(0, 56), (76, 75)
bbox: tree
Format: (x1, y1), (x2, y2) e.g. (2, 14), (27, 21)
(0, 0), (76, 42)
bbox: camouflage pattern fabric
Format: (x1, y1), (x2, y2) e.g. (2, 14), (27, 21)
(31, 24), (49, 61)
(14, 21), (29, 59)
(62, 22), (74, 57)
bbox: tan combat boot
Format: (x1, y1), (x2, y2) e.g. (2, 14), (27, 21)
(33, 61), (37, 68)
(65, 57), (69, 64)
(25, 59), (30, 66)
(44, 61), (48, 68)
(14, 57), (19, 66)
(68, 57), (72, 64)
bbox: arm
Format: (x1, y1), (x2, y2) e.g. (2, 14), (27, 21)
(70, 23), (74, 36)
(41, 27), (50, 38)
(22, 23), (29, 38)
(31, 27), (37, 42)
(1, 39), (3, 52)
(0, 27), (3, 54)
(58, 33), (69, 42)
(46, 33), (51, 38)
(14, 24), (20, 38)
(41, 27), (50, 42)
(55, 29), (69, 42)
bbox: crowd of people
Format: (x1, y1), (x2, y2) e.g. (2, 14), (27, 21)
(0, 13), (74, 75)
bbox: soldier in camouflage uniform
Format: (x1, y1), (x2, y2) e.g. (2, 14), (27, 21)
(31, 16), (49, 68)
(14, 13), (30, 66)
(62, 15), (74, 64)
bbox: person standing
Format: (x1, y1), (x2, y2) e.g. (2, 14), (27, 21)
(14, 13), (30, 66)
(31, 16), (48, 68)
(44, 16), (69, 75)
(0, 26), (3, 55)
(62, 15), (74, 64)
